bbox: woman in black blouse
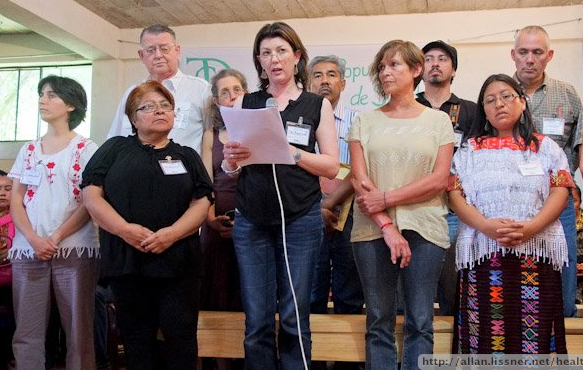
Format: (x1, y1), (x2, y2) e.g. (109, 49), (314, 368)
(81, 81), (213, 370)
(222, 22), (338, 370)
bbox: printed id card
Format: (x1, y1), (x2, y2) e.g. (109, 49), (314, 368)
(159, 159), (187, 175)
(286, 121), (311, 146)
(542, 117), (565, 136)
(518, 161), (544, 176)
(20, 169), (42, 186)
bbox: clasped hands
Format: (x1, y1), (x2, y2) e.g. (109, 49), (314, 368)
(30, 232), (64, 261)
(483, 218), (532, 247)
(118, 223), (176, 254)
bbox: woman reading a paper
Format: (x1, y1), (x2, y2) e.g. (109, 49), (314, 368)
(222, 22), (338, 370)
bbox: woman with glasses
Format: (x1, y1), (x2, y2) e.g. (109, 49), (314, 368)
(222, 22), (339, 370)
(200, 69), (248, 370)
(448, 74), (570, 353)
(81, 81), (213, 369)
(8, 75), (99, 370)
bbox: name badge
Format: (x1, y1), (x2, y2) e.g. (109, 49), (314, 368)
(159, 159), (187, 175)
(21, 169), (42, 186)
(453, 130), (463, 148)
(286, 121), (311, 146)
(174, 102), (191, 130)
(518, 161), (544, 176)
(542, 117), (565, 136)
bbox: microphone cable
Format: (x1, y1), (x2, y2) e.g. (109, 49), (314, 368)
(271, 163), (309, 370)
(265, 97), (309, 370)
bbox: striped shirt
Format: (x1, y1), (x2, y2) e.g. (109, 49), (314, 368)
(334, 103), (358, 165)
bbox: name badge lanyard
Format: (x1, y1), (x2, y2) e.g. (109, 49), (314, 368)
(449, 104), (460, 129)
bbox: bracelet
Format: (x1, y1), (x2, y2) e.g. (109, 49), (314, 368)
(221, 159), (242, 176)
(380, 221), (392, 230)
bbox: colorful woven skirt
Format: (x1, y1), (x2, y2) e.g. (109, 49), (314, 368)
(452, 252), (567, 354)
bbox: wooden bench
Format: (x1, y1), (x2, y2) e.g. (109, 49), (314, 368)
(197, 310), (583, 361)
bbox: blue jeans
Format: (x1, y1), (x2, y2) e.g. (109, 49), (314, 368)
(560, 194), (577, 317)
(311, 209), (364, 314)
(233, 201), (322, 370)
(436, 213), (459, 316)
(353, 231), (445, 370)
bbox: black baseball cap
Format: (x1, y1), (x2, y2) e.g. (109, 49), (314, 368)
(422, 40), (458, 71)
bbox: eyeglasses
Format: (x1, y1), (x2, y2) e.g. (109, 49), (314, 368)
(136, 102), (174, 113)
(258, 48), (290, 61)
(218, 86), (244, 100)
(142, 44), (175, 56)
(483, 93), (520, 107)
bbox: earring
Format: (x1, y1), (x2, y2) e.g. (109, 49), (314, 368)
(520, 112), (525, 125)
(294, 64), (299, 75)
(261, 69), (267, 79)
(484, 120), (490, 131)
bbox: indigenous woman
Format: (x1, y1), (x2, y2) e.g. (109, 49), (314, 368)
(448, 74), (570, 353)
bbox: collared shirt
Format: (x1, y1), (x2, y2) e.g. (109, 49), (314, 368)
(416, 92), (478, 136)
(515, 73), (583, 173)
(108, 69), (210, 154)
(334, 102), (358, 165)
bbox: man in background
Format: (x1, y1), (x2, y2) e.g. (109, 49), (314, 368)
(309, 55), (364, 370)
(416, 40), (477, 316)
(108, 23), (209, 154)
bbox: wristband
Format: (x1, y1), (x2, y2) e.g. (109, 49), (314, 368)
(221, 159), (242, 176)
(380, 221), (392, 230)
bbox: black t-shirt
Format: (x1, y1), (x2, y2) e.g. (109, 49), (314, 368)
(81, 135), (213, 279)
(416, 92), (478, 138)
(236, 90), (323, 226)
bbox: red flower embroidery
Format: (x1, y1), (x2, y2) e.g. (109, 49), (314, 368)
(73, 188), (80, 196)
(72, 163), (81, 172)
(28, 144), (35, 151)
(45, 162), (56, 183)
(77, 142), (85, 149)
(26, 189), (35, 198)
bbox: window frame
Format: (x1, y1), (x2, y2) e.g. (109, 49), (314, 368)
(0, 63), (92, 145)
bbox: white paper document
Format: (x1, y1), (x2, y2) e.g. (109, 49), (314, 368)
(220, 106), (295, 166)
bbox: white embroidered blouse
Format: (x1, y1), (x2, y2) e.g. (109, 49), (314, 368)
(8, 135), (99, 259)
(448, 134), (573, 270)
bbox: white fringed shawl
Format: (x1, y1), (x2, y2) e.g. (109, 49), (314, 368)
(451, 135), (571, 271)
